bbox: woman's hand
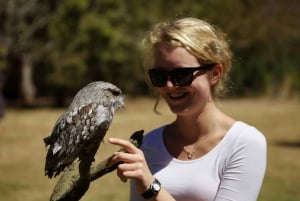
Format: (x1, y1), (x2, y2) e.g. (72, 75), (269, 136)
(108, 138), (155, 194)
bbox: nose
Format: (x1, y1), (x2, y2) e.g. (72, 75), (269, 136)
(165, 76), (175, 88)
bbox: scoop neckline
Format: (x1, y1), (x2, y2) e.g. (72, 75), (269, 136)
(158, 121), (242, 163)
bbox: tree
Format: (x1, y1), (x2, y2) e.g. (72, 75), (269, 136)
(1, 0), (299, 105)
(0, 0), (58, 105)
(203, 0), (300, 96)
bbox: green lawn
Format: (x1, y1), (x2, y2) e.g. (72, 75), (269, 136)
(0, 98), (299, 201)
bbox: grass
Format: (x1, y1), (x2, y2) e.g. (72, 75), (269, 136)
(0, 97), (299, 201)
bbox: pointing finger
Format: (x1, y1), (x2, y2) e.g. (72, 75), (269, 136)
(109, 138), (140, 154)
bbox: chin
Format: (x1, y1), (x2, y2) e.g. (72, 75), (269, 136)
(169, 105), (192, 116)
(168, 100), (204, 116)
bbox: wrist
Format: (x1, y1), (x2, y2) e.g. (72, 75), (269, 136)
(141, 178), (161, 199)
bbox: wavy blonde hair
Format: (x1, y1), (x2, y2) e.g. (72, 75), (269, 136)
(143, 18), (232, 102)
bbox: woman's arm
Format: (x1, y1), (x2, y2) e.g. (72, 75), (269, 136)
(109, 138), (176, 201)
(215, 128), (267, 201)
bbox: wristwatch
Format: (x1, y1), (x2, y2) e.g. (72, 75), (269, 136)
(141, 178), (161, 199)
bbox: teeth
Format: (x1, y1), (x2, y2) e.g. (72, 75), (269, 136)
(169, 92), (186, 98)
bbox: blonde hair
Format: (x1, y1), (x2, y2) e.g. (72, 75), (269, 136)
(143, 18), (232, 100)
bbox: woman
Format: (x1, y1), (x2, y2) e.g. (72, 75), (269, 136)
(109, 18), (267, 201)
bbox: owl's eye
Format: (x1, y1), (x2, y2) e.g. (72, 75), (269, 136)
(109, 88), (121, 96)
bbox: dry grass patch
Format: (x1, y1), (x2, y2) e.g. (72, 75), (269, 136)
(0, 98), (299, 201)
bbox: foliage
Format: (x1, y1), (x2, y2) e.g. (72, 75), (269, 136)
(0, 0), (299, 104)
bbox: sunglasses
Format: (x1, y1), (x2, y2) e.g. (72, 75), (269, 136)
(148, 63), (216, 87)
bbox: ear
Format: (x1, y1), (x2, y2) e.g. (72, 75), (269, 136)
(209, 63), (223, 85)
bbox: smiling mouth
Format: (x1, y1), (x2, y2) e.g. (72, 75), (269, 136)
(168, 92), (189, 100)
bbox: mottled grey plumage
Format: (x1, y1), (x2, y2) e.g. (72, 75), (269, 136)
(44, 81), (124, 178)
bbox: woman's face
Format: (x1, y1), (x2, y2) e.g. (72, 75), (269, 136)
(154, 42), (213, 116)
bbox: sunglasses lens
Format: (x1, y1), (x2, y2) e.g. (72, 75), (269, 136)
(172, 69), (193, 86)
(148, 68), (195, 87)
(148, 69), (167, 87)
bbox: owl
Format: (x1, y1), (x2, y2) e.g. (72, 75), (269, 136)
(44, 81), (124, 178)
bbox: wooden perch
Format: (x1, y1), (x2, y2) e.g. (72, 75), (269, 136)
(49, 130), (144, 201)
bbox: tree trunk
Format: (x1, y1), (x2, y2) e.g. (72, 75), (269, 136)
(21, 54), (36, 106)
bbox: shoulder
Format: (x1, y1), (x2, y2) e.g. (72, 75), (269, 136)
(223, 121), (267, 161)
(231, 121), (266, 147)
(140, 126), (168, 159)
(142, 126), (165, 145)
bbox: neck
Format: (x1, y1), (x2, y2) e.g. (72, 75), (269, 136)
(168, 101), (234, 145)
(163, 101), (236, 160)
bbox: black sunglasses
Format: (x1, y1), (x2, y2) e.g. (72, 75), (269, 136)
(148, 63), (216, 87)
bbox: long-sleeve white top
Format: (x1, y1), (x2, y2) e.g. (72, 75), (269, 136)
(130, 121), (267, 201)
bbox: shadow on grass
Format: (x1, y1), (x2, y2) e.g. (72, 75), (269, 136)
(274, 140), (300, 148)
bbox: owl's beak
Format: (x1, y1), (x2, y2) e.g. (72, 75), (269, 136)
(114, 95), (125, 111)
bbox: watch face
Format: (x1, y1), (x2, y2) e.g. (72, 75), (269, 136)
(153, 183), (161, 191)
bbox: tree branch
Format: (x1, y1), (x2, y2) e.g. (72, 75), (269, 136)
(49, 130), (144, 201)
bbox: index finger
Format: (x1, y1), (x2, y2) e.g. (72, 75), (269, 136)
(109, 138), (140, 154)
